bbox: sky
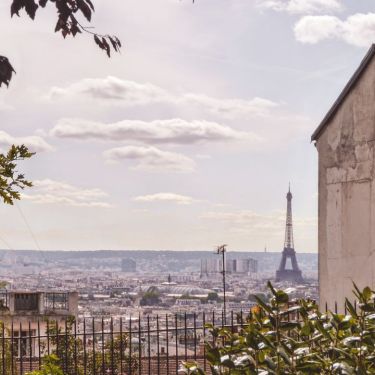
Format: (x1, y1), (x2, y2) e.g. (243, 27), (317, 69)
(0, 0), (374, 252)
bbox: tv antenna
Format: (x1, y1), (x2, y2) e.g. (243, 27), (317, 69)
(216, 244), (227, 324)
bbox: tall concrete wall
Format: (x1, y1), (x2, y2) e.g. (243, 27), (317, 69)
(316, 56), (375, 310)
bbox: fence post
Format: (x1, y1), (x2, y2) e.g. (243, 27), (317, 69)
(92, 318), (96, 375)
(120, 317), (124, 375)
(212, 311), (215, 347)
(174, 314), (178, 375)
(37, 320), (41, 370)
(110, 317), (114, 375)
(193, 313), (197, 361)
(184, 312), (187, 361)
(64, 319), (68, 374)
(28, 321), (32, 373)
(127, 316), (130, 375)
(19, 322), (23, 375)
(203, 312), (206, 372)
(11, 321), (14, 375)
(46, 320), (50, 356)
(74, 319), (78, 375)
(147, 316), (151, 375)
(156, 315), (160, 375)
(1, 321), (5, 375)
(55, 321), (59, 362)
(83, 319), (86, 375)
(166, 314), (169, 375)
(138, 314), (142, 375)
(101, 318), (105, 375)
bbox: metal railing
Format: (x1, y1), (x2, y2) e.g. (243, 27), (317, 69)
(0, 310), (248, 375)
(0, 301), (355, 375)
(0, 292), (70, 312)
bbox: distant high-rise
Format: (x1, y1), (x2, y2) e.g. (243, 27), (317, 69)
(121, 258), (136, 273)
(276, 187), (303, 283)
(200, 257), (257, 276)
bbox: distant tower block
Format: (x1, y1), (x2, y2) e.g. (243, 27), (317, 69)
(276, 186), (303, 283)
(121, 258), (136, 272)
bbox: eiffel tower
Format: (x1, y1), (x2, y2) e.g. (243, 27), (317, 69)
(275, 186), (303, 283)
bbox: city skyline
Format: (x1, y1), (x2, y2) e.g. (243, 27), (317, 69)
(1, 0), (374, 251)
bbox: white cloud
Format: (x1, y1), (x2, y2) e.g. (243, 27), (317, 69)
(50, 118), (255, 145)
(294, 15), (341, 44)
(47, 79), (310, 147)
(295, 13), (375, 47)
(257, 0), (342, 14)
(47, 77), (280, 119)
(183, 94), (278, 117)
(48, 76), (171, 104)
(103, 145), (196, 172)
(0, 131), (53, 153)
(133, 193), (195, 205)
(201, 209), (317, 232)
(22, 179), (111, 208)
(195, 154), (212, 160)
(202, 210), (284, 228)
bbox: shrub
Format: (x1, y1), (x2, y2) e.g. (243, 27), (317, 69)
(26, 354), (63, 375)
(181, 282), (375, 374)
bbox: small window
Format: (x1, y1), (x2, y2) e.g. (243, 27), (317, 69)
(44, 293), (68, 310)
(14, 294), (39, 311)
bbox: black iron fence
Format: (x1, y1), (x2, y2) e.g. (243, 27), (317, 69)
(0, 310), (249, 375)
(0, 301), (355, 375)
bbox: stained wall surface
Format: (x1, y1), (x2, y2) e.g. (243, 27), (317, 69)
(316, 56), (375, 310)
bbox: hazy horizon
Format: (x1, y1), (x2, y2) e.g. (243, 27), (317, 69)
(0, 248), (318, 254)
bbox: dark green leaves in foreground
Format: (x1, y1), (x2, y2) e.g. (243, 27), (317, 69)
(181, 283), (375, 374)
(0, 57), (16, 88)
(10, 0), (121, 57)
(0, 145), (34, 205)
(2, 0), (121, 88)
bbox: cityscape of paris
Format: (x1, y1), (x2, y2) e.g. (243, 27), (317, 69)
(1, 0), (375, 374)
(0, 188), (319, 318)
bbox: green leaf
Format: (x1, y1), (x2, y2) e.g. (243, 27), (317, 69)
(267, 281), (277, 297)
(275, 290), (289, 304)
(254, 295), (273, 315)
(345, 299), (358, 318)
(362, 286), (372, 301)
(295, 361), (322, 373)
(277, 346), (292, 365)
(206, 347), (221, 365)
(263, 356), (277, 370)
(279, 321), (300, 331)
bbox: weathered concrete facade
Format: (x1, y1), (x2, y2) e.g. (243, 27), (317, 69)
(312, 46), (375, 310)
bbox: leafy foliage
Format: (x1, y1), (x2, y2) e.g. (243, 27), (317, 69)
(44, 318), (137, 375)
(0, 57), (16, 88)
(85, 333), (138, 375)
(26, 354), (64, 375)
(1, 0), (121, 88)
(0, 145), (34, 205)
(207, 292), (222, 303)
(11, 0), (121, 55)
(140, 286), (161, 306)
(182, 282), (375, 374)
(44, 318), (84, 375)
(0, 322), (17, 374)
